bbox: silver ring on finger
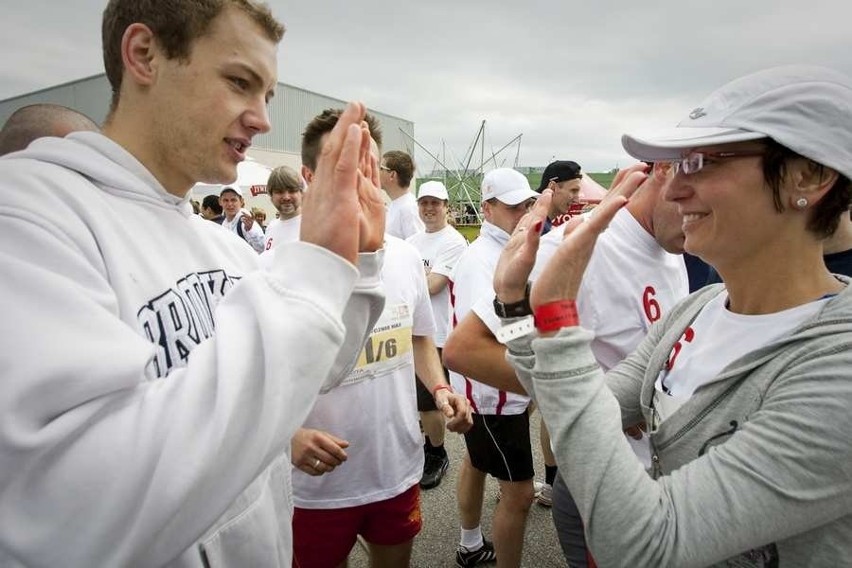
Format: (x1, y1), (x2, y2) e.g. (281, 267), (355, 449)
(313, 458), (322, 470)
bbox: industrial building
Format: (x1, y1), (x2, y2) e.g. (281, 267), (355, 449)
(0, 74), (415, 214)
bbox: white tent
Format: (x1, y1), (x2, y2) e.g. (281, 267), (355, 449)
(191, 157), (273, 200)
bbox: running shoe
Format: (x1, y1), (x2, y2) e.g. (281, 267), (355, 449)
(420, 453), (450, 489)
(456, 540), (496, 567)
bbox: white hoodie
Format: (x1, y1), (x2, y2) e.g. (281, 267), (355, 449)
(0, 132), (384, 567)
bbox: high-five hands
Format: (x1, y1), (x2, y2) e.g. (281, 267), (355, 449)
(493, 164), (650, 312)
(300, 102), (385, 265)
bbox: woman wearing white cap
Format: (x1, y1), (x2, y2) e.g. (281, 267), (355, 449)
(493, 65), (852, 567)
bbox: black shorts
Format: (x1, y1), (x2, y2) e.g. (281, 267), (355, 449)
(415, 348), (450, 412)
(463, 412), (534, 482)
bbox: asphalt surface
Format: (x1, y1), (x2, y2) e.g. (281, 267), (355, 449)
(348, 413), (569, 567)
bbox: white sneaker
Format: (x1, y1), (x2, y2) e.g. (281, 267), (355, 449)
(535, 482), (553, 507)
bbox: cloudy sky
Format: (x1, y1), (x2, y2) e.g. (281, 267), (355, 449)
(2, 0), (850, 172)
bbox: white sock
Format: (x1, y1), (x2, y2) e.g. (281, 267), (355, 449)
(460, 526), (484, 550)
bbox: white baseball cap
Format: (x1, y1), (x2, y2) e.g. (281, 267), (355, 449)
(220, 186), (243, 197)
(481, 168), (538, 205)
(418, 180), (449, 201)
(622, 65), (852, 181)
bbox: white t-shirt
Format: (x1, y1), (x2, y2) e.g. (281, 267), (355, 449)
(653, 291), (829, 423)
(450, 221), (531, 415)
(406, 226), (468, 347)
(537, 208), (690, 371)
(535, 208), (689, 464)
(221, 208), (265, 253)
(292, 236), (435, 509)
(386, 192), (424, 239)
(263, 216), (301, 251)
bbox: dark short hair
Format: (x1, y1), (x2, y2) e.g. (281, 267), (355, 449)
(102, 0), (284, 111)
(382, 150), (415, 187)
(761, 139), (851, 238)
(301, 108), (383, 171)
(202, 194), (223, 214)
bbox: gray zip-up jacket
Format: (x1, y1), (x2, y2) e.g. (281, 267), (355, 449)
(506, 279), (852, 567)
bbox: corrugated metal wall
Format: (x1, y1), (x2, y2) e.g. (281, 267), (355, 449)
(0, 74), (415, 154)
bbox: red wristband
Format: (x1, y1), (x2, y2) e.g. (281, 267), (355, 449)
(534, 300), (579, 332)
(432, 384), (453, 397)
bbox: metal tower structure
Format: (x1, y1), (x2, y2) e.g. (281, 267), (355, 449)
(400, 120), (523, 224)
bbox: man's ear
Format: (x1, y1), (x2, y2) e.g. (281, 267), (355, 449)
(121, 23), (159, 88)
(301, 165), (314, 185)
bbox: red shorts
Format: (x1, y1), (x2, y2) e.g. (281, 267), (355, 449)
(292, 484), (422, 568)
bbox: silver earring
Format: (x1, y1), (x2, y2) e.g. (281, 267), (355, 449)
(796, 197), (808, 209)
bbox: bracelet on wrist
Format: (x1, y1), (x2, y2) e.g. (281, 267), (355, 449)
(534, 300), (579, 332)
(432, 384), (453, 397)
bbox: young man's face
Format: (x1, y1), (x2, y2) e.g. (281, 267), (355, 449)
(270, 188), (303, 220)
(145, 6), (278, 193)
(550, 178), (582, 218)
(418, 197), (448, 232)
(483, 198), (533, 234)
(219, 191), (243, 219)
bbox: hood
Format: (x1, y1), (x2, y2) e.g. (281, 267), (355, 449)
(9, 132), (192, 216)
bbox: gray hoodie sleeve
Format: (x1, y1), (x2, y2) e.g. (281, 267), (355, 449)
(525, 323), (852, 567)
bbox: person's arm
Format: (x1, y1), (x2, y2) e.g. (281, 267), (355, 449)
(241, 212), (267, 253)
(0, 103), (385, 567)
(427, 272), (450, 295)
(530, 326), (852, 567)
(413, 335), (472, 433)
(443, 310), (528, 395)
(429, 239), (466, 296)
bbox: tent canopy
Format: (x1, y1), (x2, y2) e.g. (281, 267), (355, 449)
(578, 173), (607, 203)
(191, 157), (272, 199)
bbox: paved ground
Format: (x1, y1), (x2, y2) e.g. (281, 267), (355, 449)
(348, 414), (569, 567)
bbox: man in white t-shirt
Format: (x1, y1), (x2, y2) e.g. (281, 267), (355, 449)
(443, 168), (539, 568)
(382, 150), (425, 239)
(262, 164), (304, 251)
(219, 185), (266, 253)
(289, 109), (472, 568)
(406, 180), (468, 490)
(529, 162), (688, 567)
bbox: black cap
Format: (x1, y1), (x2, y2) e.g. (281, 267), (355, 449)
(537, 160), (582, 191)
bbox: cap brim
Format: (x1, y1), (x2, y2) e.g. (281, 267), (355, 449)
(496, 188), (539, 206)
(418, 194), (448, 201)
(621, 127), (768, 161)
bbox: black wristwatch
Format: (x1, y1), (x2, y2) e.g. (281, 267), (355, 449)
(493, 282), (532, 318)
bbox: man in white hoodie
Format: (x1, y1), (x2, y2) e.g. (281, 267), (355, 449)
(0, 1), (386, 567)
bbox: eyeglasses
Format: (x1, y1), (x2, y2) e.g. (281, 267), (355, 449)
(652, 161), (675, 178)
(672, 150), (765, 175)
(379, 165), (392, 172)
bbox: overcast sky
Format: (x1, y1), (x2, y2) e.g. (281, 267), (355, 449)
(2, 0), (850, 172)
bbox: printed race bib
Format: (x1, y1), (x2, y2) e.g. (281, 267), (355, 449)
(342, 303), (414, 386)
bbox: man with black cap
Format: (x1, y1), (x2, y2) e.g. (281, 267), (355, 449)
(537, 160), (583, 233)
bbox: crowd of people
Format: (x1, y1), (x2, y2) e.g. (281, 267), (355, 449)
(0, 1), (850, 567)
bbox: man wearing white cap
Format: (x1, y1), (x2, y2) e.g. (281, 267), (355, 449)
(406, 181), (468, 489)
(443, 168), (538, 567)
(219, 185), (265, 253)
